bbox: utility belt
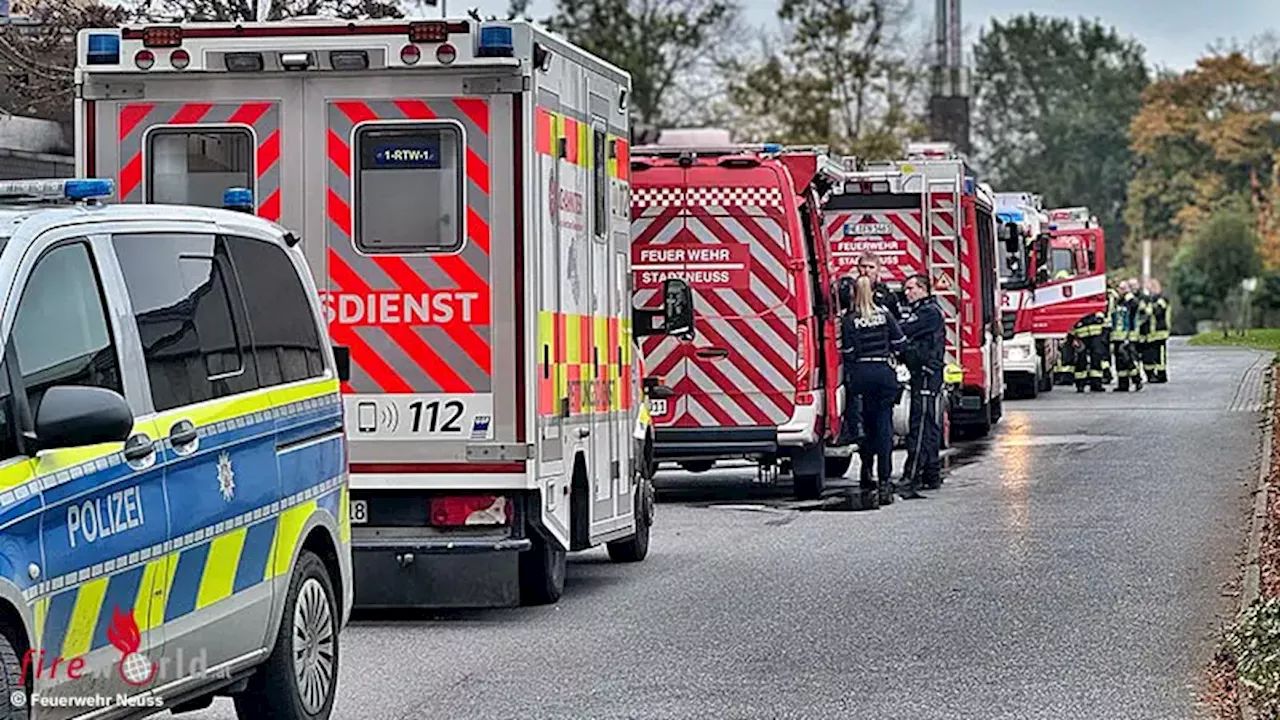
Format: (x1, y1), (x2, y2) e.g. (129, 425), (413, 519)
(854, 356), (893, 363)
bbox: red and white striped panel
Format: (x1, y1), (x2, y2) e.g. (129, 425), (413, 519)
(824, 209), (926, 281)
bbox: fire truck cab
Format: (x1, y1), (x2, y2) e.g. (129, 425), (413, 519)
(825, 142), (1003, 437)
(630, 135), (853, 499)
(74, 18), (695, 609)
(994, 191), (1057, 399)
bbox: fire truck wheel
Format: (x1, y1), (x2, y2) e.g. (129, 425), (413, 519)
(0, 625), (26, 720)
(519, 531), (566, 605)
(234, 550), (338, 720)
(607, 478), (653, 563)
(824, 455), (853, 478)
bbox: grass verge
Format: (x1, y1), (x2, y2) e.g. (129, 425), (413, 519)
(1190, 329), (1280, 354)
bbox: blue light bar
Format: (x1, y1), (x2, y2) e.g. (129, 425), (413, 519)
(223, 187), (254, 212)
(996, 209), (1025, 222)
(762, 143), (782, 154)
(87, 33), (120, 65)
(477, 25), (514, 57)
(65, 179), (114, 200)
(963, 177), (975, 195)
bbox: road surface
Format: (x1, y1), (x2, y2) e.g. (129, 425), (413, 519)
(184, 339), (1265, 720)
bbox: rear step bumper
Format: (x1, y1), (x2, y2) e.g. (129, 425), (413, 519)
(352, 537), (531, 609)
(653, 427), (778, 461)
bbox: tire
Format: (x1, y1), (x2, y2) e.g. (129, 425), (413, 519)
(0, 626), (25, 720)
(678, 460), (714, 474)
(234, 550), (338, 720)
(519, 530), (566, 605)
(607, 476), (653, 563)
(824, 455), (853, 478)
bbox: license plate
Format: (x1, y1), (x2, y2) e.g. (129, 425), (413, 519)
(649, 398), (667, 416)
(350, 499), (368, 524)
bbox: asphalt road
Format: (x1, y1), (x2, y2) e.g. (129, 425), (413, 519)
(183, 338), (1265, 720)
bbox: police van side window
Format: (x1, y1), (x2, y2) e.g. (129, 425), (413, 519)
(354, 123), (464, 253)
(113, 233), (258, 412)
(224, 235), (325, 386)
(147, 129), (254, 208)
(11, 241), (123, 419)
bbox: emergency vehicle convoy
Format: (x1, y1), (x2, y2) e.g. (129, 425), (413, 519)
(824, 142), (1004, 437)
(74, 18), (695, 609)
(1041, 207), (1110, 384)
(994, 191), (1058, 399)
(629, 136), (853, 500)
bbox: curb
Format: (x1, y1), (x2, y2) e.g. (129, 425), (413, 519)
(1238, 363), (1275, 720)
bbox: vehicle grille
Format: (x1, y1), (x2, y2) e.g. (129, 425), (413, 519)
(1001, 310), (1017, 340)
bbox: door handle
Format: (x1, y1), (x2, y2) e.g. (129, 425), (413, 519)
(695, 348), (729, 358)
(168, 420), (198, 452)
(123, 433), (155, 462)
(578, 428), (590, 439)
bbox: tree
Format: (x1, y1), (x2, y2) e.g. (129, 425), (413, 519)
(138, 0), (402, 23)
(0, 0), (127, 124)
(1170, 206), (1262, 330)
(721, 0), (926, 157)
(517, 0), (740, 127)
(971, 14), (1149, 268)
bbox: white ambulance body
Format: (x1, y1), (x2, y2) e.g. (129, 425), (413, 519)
(75, 18), (690, 608)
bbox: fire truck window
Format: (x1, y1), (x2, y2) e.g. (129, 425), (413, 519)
(593, 128), (607, 237)
(224, 234), (325, 386)
(1051, 248), (1077, 276)
(147, 129), (254, 207)
(355, 124), (463, 253)
(113, 233), (257, 412)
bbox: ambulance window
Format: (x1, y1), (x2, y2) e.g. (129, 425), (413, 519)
(11, 241), (123, 422)
(355, 124), (463, 253)
(113, 233), (257, 412)
(224, 235), (325, 386)
(147, 129), (254, 208)
(593, 128), (607, 237)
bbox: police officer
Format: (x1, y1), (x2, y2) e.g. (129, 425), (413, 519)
(899, 273), (944, 497)
(856, 251), (901, 319)
(1072, 311), (1107, 392)
(842, 274), (906, 509)
(1145, 278), (1171, 382)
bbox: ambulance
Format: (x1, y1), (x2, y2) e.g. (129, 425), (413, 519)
(994, 191), (1057, 399)
(74, 18), (694, 608)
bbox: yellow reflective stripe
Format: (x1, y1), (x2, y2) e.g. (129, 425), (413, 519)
(136, 557), (169, 632)
(0, 459), (32, 491)
(61, 576), (108, 658)
(268, 378), (341, 406)
(338, 485), (350, 544)
(581, 122), (591, 168)
(197, 527), (246, 609)
(271, 500), (315, 579)
(151, 377), (338, 429)
(565, 315), (582, 365)
(32, 597), (47, 648)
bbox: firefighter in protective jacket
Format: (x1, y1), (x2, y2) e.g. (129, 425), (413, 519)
(1071, 311), (1107, 392)
(1144, 278), (1171, 383)
(1111, 280), (1143, 392)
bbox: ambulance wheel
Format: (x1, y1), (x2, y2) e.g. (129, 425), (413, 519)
(234, 550), (338, 720)
(608, 477), (654, 563)
(824, 455), (852, 478)
(519, 530), (566, 605)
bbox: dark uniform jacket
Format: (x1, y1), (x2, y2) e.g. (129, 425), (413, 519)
(873, 282), (901, 319)
(841, 306), (906, 365)
(899, 296), (945, 373)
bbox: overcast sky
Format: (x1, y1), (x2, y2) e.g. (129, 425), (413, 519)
(447, 0), (1279, 71)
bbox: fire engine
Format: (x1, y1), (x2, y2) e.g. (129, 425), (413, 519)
(1043, 207), (1110, 385)
(630, 133), (855, 499)
(74, 18), (694, 608)
(994, 191), (1058, 398)
(825, 141), (1003, 437)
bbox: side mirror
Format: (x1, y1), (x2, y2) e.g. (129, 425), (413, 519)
(34, 385), (133, 452)
(633, 278), (695, 340)
(333, 345), (351, 382)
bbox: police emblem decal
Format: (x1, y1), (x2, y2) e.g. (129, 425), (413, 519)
(217, 451), (235, 501)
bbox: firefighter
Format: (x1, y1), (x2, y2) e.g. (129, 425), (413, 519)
(855, 251), (901, 319)
(1145, 278), (1171, 383)
(1135, 279), (1156, 383)
(899, 273), (945, 498)
(1072, 311), (1107, 392)
(1103, 280), (1119, 384)
(1111, 280), (1143, 391)
(842, 274), (906, 509)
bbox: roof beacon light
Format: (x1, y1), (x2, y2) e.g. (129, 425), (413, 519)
(223, 187), (254, 213)
(761, 143), (782, 154)
(0, 178), (114, 203)
(477, 24), (514, 57)
(86, 33), (120, 65)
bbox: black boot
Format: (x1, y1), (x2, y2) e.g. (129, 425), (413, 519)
(1076, 382), (1086, 393)
(1115, 379), (1129, 392)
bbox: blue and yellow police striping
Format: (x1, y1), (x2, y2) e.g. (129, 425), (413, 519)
(0, 376), (348, 669)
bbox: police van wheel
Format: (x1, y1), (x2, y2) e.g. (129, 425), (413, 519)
(0, 628), (26, 720)
(519, 531), (566, 605)
(234, 550), (338, 720)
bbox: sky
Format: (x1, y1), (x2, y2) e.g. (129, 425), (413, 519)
(446, 0), (1280, 71)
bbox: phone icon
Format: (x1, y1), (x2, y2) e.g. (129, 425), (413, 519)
(357, 402), (377, 433)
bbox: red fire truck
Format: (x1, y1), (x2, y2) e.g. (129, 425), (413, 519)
(630, 138), (854, 499)
(824, 142), (1004, 437)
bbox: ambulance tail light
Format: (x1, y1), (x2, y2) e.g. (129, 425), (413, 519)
(436, 44), (456, 65)
(400, 45), (421, 65)
(429, 495), (509, 526)
(795, 324), (815, 403)
(409, 21), (450, 43)
(142, 26), (182, 47)
(169, 48), (190, 69)
(134, 49), (155, 70)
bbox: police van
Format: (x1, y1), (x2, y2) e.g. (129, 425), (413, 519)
(0, 179), (351, 719)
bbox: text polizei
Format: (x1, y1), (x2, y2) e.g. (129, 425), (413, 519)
(67, 486), (145, 549)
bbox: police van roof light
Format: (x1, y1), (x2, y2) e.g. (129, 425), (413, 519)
(0, 178), (114, 203)
(142, 26), (182, 48)
(477, 24), (514, 57)
(86, 33), (120, 65)
(223, 187), (254, 212)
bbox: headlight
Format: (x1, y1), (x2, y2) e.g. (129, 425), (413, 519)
(1006, 344), (1033, 361)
